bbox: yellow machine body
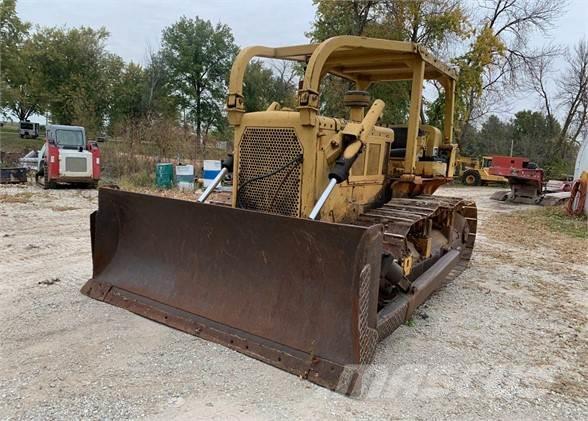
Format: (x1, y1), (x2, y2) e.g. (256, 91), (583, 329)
(228, 36), (460, 221)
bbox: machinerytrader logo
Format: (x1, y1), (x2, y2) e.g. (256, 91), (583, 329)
(333, 364), (554, 400)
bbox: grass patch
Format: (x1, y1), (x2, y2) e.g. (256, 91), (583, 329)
(0, 126), (44, 155)
(533, 207), (587, 239)
(0, 192), (34, 203)
(117, 171), (155, 188)
(486, 206), (586, 264)
(491, 206), (586, 241)
(0, 136), (44, 153)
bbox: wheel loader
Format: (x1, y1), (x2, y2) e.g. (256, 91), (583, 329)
(456, 155), (508, 186)
(81, 36), (477, 394)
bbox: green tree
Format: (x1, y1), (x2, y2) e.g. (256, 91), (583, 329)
(0, 0), (29, 59)
(459, 114), (513, 157)
(242, 60), (297, 112)
(308, 0), (469, 124)
(460, 111), (568, 176)
(309, 1), (383, 121)
(511, 110), (561, 169)
(0, 0), (39, 120)
(378, 0), (469, 49)
(308, 0), (379, 41)
(451, 0), (562, 144)
(160, 16), (238, 143)
(29, 26), (122, 133)
(109, 62), (148, 126)
(0, 1), (21, 30)
(1, 37), (46, 121)
(143, 49), (177, 120)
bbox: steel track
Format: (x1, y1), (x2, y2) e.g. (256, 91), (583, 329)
(351, 195), (478, 340)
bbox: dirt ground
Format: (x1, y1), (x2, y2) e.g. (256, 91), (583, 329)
(0, 184), (586, 420)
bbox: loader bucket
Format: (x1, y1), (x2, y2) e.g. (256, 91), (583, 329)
(81, 188), (382, 392)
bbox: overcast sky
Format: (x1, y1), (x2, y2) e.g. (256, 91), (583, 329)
(17, 0), (317, 64)
(15, 0), (588, 118)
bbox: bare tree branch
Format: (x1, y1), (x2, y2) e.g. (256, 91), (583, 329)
(557, 39), (588, 146)
(524, 39), (588, 157)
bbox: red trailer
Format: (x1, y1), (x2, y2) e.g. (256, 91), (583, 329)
(490, 164), (544, 204)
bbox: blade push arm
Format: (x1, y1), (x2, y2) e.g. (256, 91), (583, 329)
(310, 100), (385, 220)
(329, 99), (385, 183)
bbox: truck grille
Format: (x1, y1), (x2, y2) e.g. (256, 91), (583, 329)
(65, 157), (88, 172)
(237, 127), (303, 217)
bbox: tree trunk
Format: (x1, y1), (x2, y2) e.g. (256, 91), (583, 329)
(16, 106), (28, 121)
(196, 105), (201, 144)
(196, 82), (202, 149)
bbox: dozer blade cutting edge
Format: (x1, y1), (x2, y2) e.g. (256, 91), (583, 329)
(82, 188), (472, 393)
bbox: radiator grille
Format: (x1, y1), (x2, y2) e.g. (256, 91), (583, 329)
(65, 157), (88, 172)
(237, 127), (302, 217)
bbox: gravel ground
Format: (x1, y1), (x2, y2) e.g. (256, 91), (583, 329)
(0, 184), (586, 420)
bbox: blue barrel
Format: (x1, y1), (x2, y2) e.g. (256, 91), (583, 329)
(203, 160), (222, 188)
(155, 163), (174, 189)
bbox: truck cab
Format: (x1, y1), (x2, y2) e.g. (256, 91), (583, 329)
(37, 124), (100, 188)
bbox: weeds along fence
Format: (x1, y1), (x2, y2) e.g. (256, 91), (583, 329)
(101, 119), (229, 188)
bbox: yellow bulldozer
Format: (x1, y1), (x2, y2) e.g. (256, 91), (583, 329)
(82, 36), (477, 394)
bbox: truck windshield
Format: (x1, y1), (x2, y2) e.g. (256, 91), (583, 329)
(20, 123), (34, 130)
(56, 130), (84, 148)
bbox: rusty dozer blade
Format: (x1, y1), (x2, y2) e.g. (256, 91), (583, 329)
(82, 188), (383, 393)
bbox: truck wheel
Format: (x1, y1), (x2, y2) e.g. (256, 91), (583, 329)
(462, 170), (481, 186)
(20, 134), (24, 139)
